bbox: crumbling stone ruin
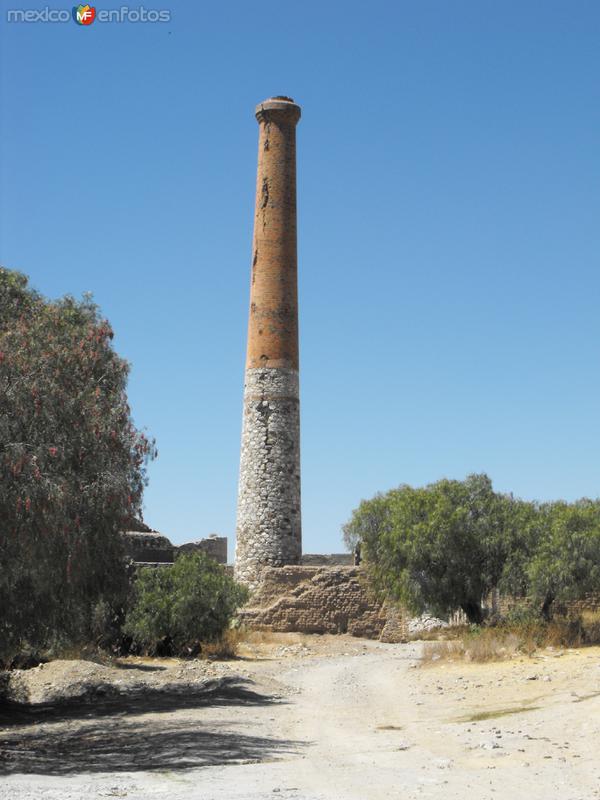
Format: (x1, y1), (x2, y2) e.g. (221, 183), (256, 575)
(238, 566), (408, 642)
(121, 526), (228, 568)
(177, 534), (228, 564)
(121, 524), (175, 566)
(301, 553), (354, 567)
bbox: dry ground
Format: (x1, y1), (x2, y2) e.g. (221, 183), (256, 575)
(1, 634), (599, 800)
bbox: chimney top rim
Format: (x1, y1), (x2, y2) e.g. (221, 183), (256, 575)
(255, 96), (301, 123)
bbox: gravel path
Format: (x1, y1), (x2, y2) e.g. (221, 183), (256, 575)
(1, 636), (599, 799)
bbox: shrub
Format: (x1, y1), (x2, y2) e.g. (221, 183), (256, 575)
(123, 552), (249, 655)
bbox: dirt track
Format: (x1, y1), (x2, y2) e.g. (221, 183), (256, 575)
(1, 635), (600, 799)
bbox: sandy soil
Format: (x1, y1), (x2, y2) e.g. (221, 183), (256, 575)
(1, 634), (599, 800)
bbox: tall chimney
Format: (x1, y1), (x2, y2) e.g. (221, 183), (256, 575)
(235, 96), (302, 589)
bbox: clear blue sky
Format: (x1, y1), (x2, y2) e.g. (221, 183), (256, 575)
(1, 1), (599, 558)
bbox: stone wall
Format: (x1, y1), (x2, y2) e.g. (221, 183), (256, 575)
(301, 553), (354, 566)
(122, 530), (230, 569)
(495, 592), (600, 618)
(121, 530), (174, 564)
(563, 594), (600, 615)
(177, 535), (228, 564)
(238, 565), (408, 641)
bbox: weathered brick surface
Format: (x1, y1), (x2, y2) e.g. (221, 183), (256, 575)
(246, 97), (301, 372)
(238, 565), (600, 642)
(235, 97), (303, 590)
(379, 605), (410, 643)
(238, 566), (408, 640)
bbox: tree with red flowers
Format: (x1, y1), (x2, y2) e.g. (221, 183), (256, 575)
(0, 268), (156, 663)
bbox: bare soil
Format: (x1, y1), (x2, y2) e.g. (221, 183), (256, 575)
(1, 634), (599, 799)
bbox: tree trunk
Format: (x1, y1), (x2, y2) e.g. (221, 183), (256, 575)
(541, 593), (554, 622)
(461, 600), (484, 624)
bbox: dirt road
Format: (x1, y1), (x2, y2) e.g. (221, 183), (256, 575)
(2, 636), (599, 799)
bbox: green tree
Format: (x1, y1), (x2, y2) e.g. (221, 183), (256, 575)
(350, 474), (509, 623)
(498, 497), (545, 598)
(342, 491), (391, 552)
(123, 552), (249, 653)
(0, 269), (156, 663)
(527, 500), (600, 619)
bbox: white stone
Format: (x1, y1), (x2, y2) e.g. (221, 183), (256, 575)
(235, 367), (301, 589)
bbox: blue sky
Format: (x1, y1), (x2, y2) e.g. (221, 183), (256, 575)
(1, 0), (599, 558)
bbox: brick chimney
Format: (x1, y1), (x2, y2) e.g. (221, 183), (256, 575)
(235, 96), (302, 589)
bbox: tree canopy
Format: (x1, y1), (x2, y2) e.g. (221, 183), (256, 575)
(0, 268), (156, 662)
(344, 474), (600, 623)
(526, 500), (600, 619)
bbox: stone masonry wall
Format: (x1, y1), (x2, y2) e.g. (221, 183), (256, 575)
(235, 368), (301, 589)
(238, 566), (407, 641)
(496, 592), (600, 618)
(120, 530), (174, 564)
(238, 566), (600, 643)
(563, 594), (600, 615)
(177, 535), (228, 564)
(301, 553), (354, 566)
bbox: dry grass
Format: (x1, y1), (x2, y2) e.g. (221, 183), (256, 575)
(421, 611), (600, 665)
(410, 625), (470, 643)
(200, 628), (306, 660)
(234, 628), (302, 647)
(422, 630), (523, 664)
(46, 642), (114, 666)
(201, 629), (245, 659)
(580, 610), (600, 642)
(421, 640), (463, 663)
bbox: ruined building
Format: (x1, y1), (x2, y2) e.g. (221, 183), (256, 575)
(121, 522), (228, 568)
(235, 97), (303, 589)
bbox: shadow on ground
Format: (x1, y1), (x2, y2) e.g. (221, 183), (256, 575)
(0, 677), (280, 726)
(113, 661), (167, 672)
(0, 678), (304, 775)
(0, 720), (304, 775)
